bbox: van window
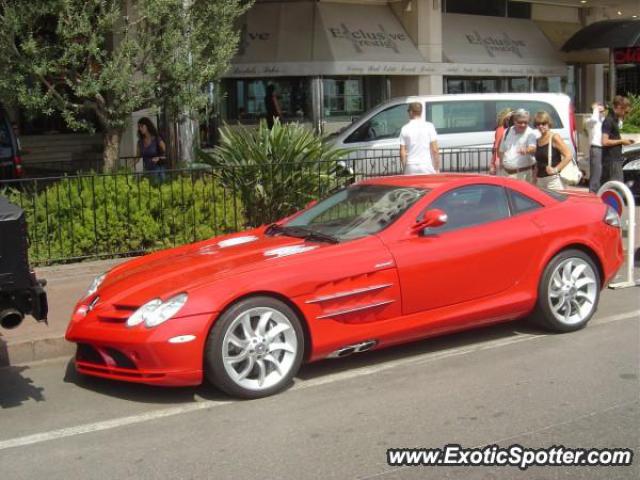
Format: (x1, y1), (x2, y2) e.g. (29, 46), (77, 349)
(345, 104), (407, 143)
(425, 101), (493, 135)
(495, 100), (563, 128)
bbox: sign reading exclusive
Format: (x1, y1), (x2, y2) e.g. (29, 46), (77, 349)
(614, 47), (640, 65)
(328, 24), (407, 52)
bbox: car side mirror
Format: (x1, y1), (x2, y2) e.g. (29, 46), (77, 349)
(411, 209), (447, 235)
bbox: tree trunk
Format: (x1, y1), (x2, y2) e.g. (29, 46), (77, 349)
(103, 129), (121, 172)
(179, 112), (198, 164)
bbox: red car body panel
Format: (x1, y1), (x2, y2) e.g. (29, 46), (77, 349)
(65, 175), (623, 386)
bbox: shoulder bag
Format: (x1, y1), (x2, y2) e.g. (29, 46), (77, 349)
(549, 134), (582, 186)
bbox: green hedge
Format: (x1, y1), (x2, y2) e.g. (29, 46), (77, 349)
(4, 172), (243, 264)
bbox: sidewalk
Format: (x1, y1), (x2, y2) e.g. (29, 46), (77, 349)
(1, 203), (638, 368)
(0, 258), (127, 366)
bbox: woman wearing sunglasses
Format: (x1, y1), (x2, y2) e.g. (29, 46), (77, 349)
(533, 111), (572, 191)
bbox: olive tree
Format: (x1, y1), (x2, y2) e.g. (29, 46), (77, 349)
(0, 0), (249, 170)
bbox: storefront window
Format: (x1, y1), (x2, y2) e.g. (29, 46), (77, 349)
(323, 78), (365, 119)
(445, 77), (525, 93)
(533, 76), (563, 93)
(508, 77), (530, 92)
(617, 65), (640, 96)
(223, 78), (311, 122)
(443, 0), (531, 18)
(506, 1), (531, 19)
(444, 0), (505, 17)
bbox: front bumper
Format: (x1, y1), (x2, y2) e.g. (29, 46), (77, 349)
(65, 310), (216, 387)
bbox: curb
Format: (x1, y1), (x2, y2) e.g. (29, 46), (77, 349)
(1, 335), (74, 367)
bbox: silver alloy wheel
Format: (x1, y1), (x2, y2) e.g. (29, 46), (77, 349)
(547, 257), (598, 326)
(221, 307), (298, 391)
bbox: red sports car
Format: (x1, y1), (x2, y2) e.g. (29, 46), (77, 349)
(66, 175), (623, 398)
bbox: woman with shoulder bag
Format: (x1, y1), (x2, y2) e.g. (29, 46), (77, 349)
(533, 111), (572, 191)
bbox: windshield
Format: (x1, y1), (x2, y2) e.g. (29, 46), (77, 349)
(285, 184), (426, 241)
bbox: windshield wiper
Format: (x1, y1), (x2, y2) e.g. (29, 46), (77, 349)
(265, 223), (284, 236)
(265, 224), (339, 244)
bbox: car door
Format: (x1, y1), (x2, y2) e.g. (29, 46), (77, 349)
(388, 184), (542, 315)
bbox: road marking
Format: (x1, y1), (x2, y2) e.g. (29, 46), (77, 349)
(0, 401), (232, 451)
(0, 309), (637, 452)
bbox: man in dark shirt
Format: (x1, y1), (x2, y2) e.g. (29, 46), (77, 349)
(601, 95), (634, 184)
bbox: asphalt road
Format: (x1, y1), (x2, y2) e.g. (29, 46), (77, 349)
(0, 288), (638, 480)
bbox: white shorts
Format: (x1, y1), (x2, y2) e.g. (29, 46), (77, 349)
(404, 163), (435, 175)
(537, 174), (565, 191)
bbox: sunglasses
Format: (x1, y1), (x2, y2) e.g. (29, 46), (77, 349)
(534, 122), (549, 127)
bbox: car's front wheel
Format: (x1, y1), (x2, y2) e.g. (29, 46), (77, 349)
(205, 296), (304, 398)
(532, 249), (600, 332)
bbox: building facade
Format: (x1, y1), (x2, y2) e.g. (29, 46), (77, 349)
(221, 0), (639, 134)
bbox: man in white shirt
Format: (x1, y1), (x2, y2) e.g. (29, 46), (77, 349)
(399, 102), (440, 175)
(586, 102), (606, 193)
(499, 108), (537, 184)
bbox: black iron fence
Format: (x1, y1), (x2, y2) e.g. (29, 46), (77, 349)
(342, 147), (493, 177)
(1, 148), (492, 265)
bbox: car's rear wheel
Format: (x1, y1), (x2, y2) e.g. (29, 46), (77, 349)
(204, 296), (304, 398)
(532, 249), (600, 332)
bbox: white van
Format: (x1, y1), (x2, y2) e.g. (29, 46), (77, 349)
(331, 93), (577, 174)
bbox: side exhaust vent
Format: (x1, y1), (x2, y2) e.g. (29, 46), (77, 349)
(328, 340), (378, 359)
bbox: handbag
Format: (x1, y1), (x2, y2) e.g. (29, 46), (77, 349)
(548, 134), (583, 186)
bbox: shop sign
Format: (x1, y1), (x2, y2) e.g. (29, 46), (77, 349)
(465, 31), (527, 58)
(327, 24), (408, 54)
(614, 47), (640, 65)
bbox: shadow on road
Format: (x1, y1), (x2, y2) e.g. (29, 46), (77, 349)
(297, 318), (544, 381)
(0, 339), (45, 408)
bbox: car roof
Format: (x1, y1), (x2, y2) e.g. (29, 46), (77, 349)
(359, 173), (499, 190)
(357, 174), (560, 205)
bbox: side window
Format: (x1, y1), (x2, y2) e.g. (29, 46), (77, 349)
(345, 104), (408, 143)
(425, 185), (510, 234)
(425, 101), (493, 134)
(508, 189), (542, 215)
(495, 101), (563, 128)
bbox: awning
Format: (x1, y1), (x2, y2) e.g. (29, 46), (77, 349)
(442, 14), (567, 76)
(228, 3), (426, 77)
(535, 21), (608, 64)
(227, 6), (568, 78)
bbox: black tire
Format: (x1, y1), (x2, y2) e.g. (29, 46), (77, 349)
(204, 296), (304, 399)
(531, 249), (600, 332)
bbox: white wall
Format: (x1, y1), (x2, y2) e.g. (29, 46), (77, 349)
(531, 4), (580, 23)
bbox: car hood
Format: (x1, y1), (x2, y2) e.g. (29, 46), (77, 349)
(96, 230), (332, 306)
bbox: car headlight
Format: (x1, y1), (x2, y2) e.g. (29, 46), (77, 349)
(85, 273), (106, 298)
(126, 293), (188, 328)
